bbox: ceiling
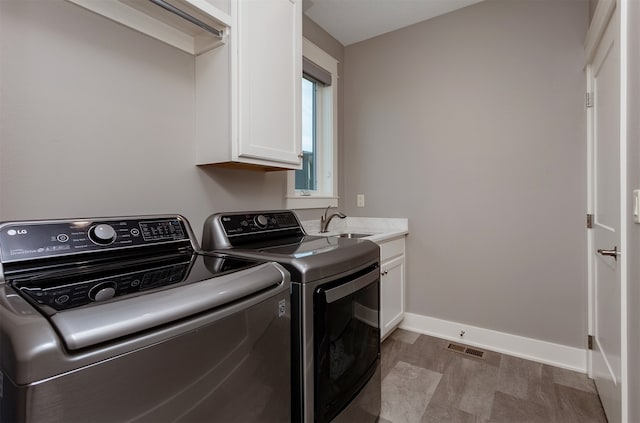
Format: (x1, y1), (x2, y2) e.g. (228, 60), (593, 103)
(303, 0), (485, 46)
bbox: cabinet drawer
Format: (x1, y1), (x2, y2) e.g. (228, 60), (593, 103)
(379, 237), (405, 262)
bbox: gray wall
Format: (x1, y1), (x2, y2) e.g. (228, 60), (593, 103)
(342, 0), (589, 347)
(0, 0), (343, 238)
(627, 0), (640, 419)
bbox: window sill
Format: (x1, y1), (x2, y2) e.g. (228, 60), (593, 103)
(285, 196), (338, 209)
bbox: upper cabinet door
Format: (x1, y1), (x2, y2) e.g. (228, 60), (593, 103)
(235, 0), (302, 167)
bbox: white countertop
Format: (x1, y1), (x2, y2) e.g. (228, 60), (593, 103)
(301, 216), (408, 243)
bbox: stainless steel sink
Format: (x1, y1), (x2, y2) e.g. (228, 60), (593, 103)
(332, 233), (371, 239)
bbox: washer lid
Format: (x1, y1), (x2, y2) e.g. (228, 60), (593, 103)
(48, 259), (284, 350)
(7, 252), (262, 314)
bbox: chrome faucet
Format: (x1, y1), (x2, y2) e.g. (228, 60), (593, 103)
(320, 206), (346, 233)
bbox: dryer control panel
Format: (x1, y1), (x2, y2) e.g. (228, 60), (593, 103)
(220, 211), (300, 236)
(0, 216), (192, 263)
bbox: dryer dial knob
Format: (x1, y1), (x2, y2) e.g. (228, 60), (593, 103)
(89, 224), (116, 245)
(254, 215), (268, 229)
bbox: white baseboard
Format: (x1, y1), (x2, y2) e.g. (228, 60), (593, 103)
(399, 313), (587, 373)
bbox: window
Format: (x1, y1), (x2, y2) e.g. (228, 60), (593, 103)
(297, 76), (317, 192)
(286, 39), (338, 209)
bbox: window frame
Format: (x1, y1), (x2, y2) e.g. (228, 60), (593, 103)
(286, 38), (338, 209)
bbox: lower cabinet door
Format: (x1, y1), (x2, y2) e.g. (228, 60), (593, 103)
(380, 255), (405, 340)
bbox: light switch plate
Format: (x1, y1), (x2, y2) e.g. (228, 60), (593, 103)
(634, 190), (640, 223)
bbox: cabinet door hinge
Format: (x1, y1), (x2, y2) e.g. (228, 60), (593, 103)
(587, 214), (593, 229)
(586, 92), (593, 108)
(588, 334), (594, 350)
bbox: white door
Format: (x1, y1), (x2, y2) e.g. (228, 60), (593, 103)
(589, 4), (622, 423)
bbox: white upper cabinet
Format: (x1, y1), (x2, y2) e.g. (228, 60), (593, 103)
(67, 0), (231, 55)
(69, 0), (302, 170)
(195, 0), (303, 170)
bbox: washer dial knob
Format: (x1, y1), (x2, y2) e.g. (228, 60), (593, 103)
(254, 215), (268, 229)
(89, 224), (117, 245)
(88, 282), (117, 302)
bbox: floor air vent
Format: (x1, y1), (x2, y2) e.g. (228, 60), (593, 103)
(446, 343), (486, 360)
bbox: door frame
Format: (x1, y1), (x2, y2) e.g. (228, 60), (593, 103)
(585, 0), (628, 421)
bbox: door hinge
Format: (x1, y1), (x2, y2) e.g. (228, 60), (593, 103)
(586, 92), (593, 108)
(587, 214), (593, 229)
(588, 334), (593, 350)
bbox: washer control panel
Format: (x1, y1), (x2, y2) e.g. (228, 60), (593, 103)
(0, 216), (190, 263)
(17, 259), (191, 311)
(220, 211), (300, 236)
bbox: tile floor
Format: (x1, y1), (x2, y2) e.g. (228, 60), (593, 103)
(380, 329), (608, 423)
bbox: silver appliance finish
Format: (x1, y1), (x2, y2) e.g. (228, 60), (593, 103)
(0, 215), (291, 423)
(202, 210), (381, 422)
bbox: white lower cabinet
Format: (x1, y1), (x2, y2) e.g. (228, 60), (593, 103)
(376, 236), (406, 340)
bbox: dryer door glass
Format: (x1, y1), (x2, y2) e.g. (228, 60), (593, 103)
(313, 267), (380, 422)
